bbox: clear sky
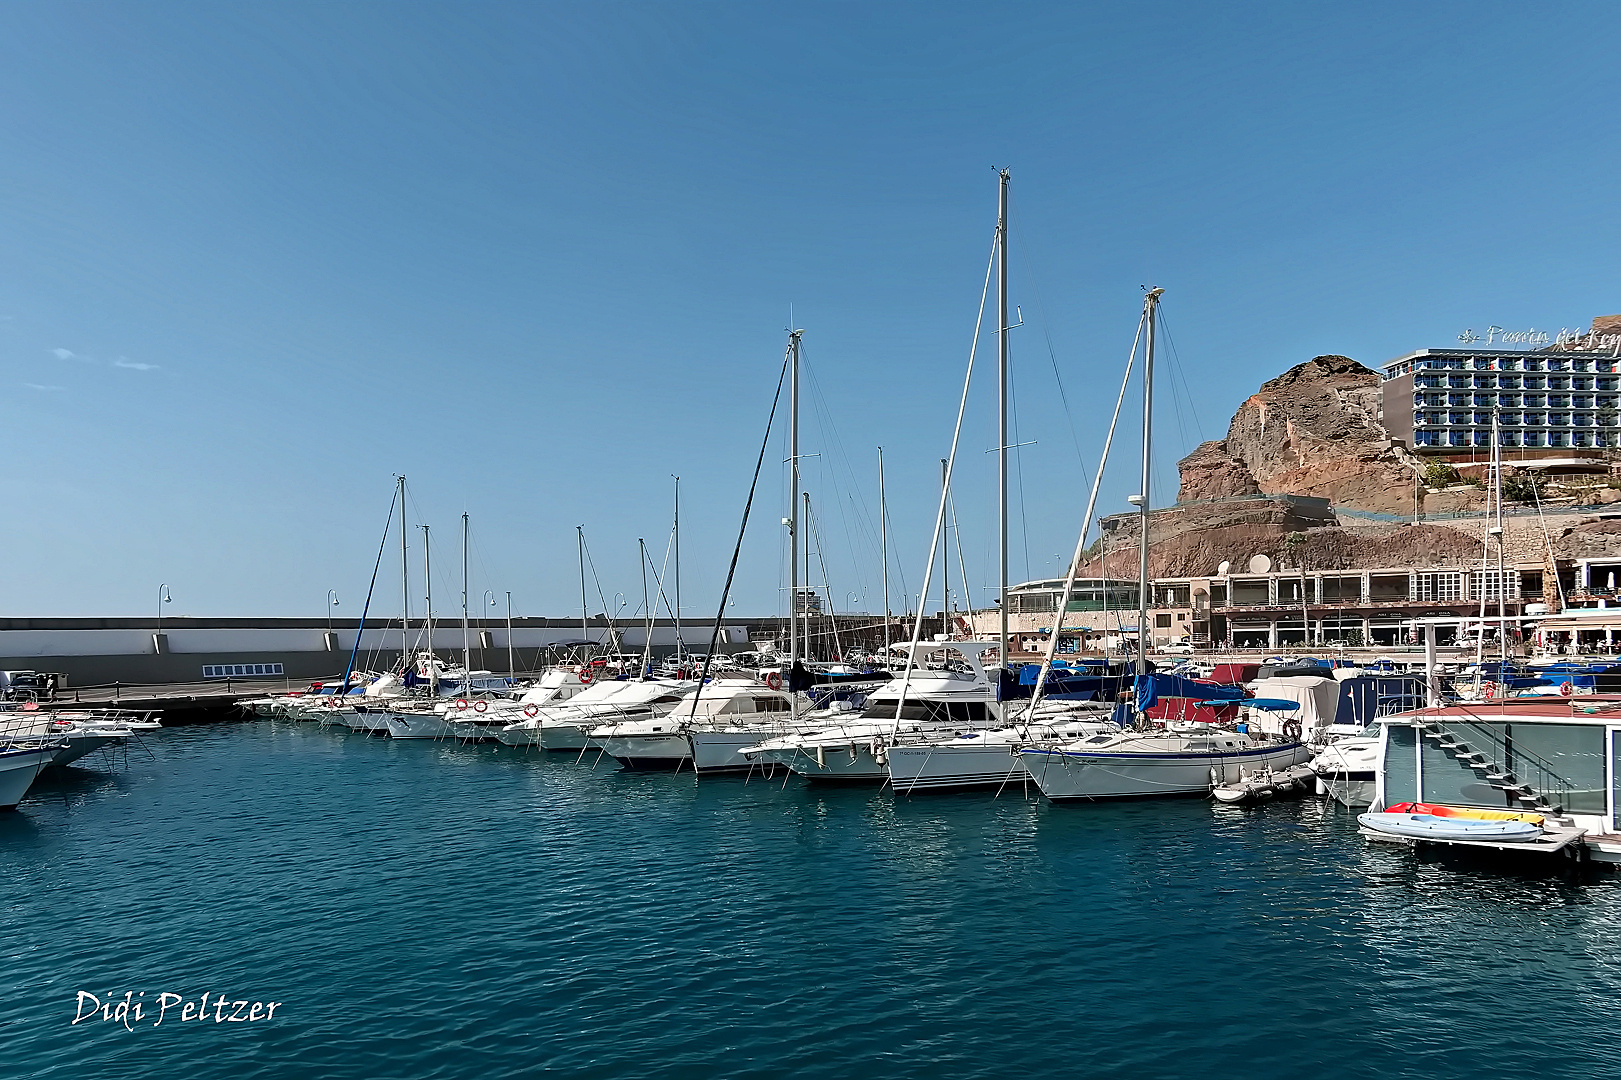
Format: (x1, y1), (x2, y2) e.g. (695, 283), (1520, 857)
(3, 3), (1619, 623)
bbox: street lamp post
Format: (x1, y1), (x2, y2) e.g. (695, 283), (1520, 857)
(328, 590), (340, 635)
(157, 584), (172, 633)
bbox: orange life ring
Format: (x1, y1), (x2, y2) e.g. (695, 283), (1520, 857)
(454, 698), (468, 709)
(1560, 680), (1574, 697)
(579, 671), (593, 684)
(523, 704), (539, 718)
(1482, 681), (1497, 701)
(766, 672), (783, 691)
(474, 700), (488, 713)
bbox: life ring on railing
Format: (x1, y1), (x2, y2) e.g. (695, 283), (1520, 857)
(1482, 681), (1498, 701)
(1283, 719), (1302, 741)
(523, 704), (539, 718)
(578, 671), (593, 684)
(766, 672), (783, 691)
(474, 700), (488, 713)
(1560, 680), (1574, 697)
(454, 698), (468, 710)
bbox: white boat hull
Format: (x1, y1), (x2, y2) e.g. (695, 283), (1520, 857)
(759, 741), (889, 783)
(594, 732), (691, 770)
(384, 714), (455, 740)
(886, 742), (1029, 793)
(49, 731), (127, 768)
(1020, 742), (1310, 801)
(539, 723), (594, 751)
(0, 745), (59, 809)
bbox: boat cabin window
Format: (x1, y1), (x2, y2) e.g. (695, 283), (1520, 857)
(859, 699), (989, 724)
(1186, 740), (1211, 751)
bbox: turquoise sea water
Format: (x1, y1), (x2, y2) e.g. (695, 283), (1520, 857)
(3, 722), (1620, 1080)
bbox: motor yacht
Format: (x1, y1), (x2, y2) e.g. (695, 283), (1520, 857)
(590, 679), (796, 771)
(496, 678), (694, 750)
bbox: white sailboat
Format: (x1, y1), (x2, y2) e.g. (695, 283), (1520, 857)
(1020, 288), (1310, 801)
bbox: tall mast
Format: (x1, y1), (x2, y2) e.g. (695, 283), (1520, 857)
(398, 475), (409, 670)
(671, 475), (682, 661)
(461, 511), (471, 682)
(1136, 288), (1164, 711)
(788, 329), (802, 671)
(879, 446), (890, 657)
(421, 523), (436, 692)
(941, 458), (950, 638)
(997, 167), (1010, 670)
(577, 525), (589, 660)
(639, 538), (653, 677)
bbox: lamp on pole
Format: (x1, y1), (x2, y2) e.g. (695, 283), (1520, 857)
(157, 584), (172, 633)
(328, 590), (340, 634)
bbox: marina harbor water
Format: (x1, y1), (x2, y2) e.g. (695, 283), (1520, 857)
(6, 721), (1621, 1080)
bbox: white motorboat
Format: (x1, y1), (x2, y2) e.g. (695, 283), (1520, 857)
(1357, 811), (1543, 843)
(446, 668), (593, 742)
(1, 711), (134, 768)
(742, 643), (1007, 783)
(591, 680), (796, 771)
(1019, 729), (1311, 801)
(1308, 731), (1379, 807)
(0, 741), (63, 809)
(498, 678), (694, 750)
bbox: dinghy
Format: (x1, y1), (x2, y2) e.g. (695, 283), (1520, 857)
(1357, 812), (1543, 843)
(1211, 763), (1316, 805)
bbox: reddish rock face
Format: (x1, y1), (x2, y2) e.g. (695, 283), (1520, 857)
(1176, 441), (1260, 501)
(1176, 354), (1415, 513)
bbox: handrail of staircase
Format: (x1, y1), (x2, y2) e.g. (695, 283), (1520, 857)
(1423, 715), (1576, 809)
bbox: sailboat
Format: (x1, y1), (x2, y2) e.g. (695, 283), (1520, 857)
(1019, 288), (1311, 801)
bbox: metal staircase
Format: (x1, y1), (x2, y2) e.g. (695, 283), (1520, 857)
(1418, 718), (1579, 824)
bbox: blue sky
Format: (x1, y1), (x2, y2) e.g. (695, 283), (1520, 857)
(3, 3), (1619, 621)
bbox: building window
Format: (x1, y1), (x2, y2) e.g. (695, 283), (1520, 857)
(1155, 614), (1172, 628)
(1550, 431), (1568, 447)
(1414, 430), (1439, 446)
(1469, 570), (1517, 602)
(1524, 431), (1544, 447)
(1416, 572), (1462, 602)
(203, 664), (284, 679)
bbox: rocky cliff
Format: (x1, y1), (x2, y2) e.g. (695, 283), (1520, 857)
(1176, 354), (1417, 513)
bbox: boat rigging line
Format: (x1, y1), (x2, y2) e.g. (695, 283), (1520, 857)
(689, 334), (793, 707)
(891, 222), (998, 736)
(339, 480), (401, 692)
(1021, 302), (1146, 724)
